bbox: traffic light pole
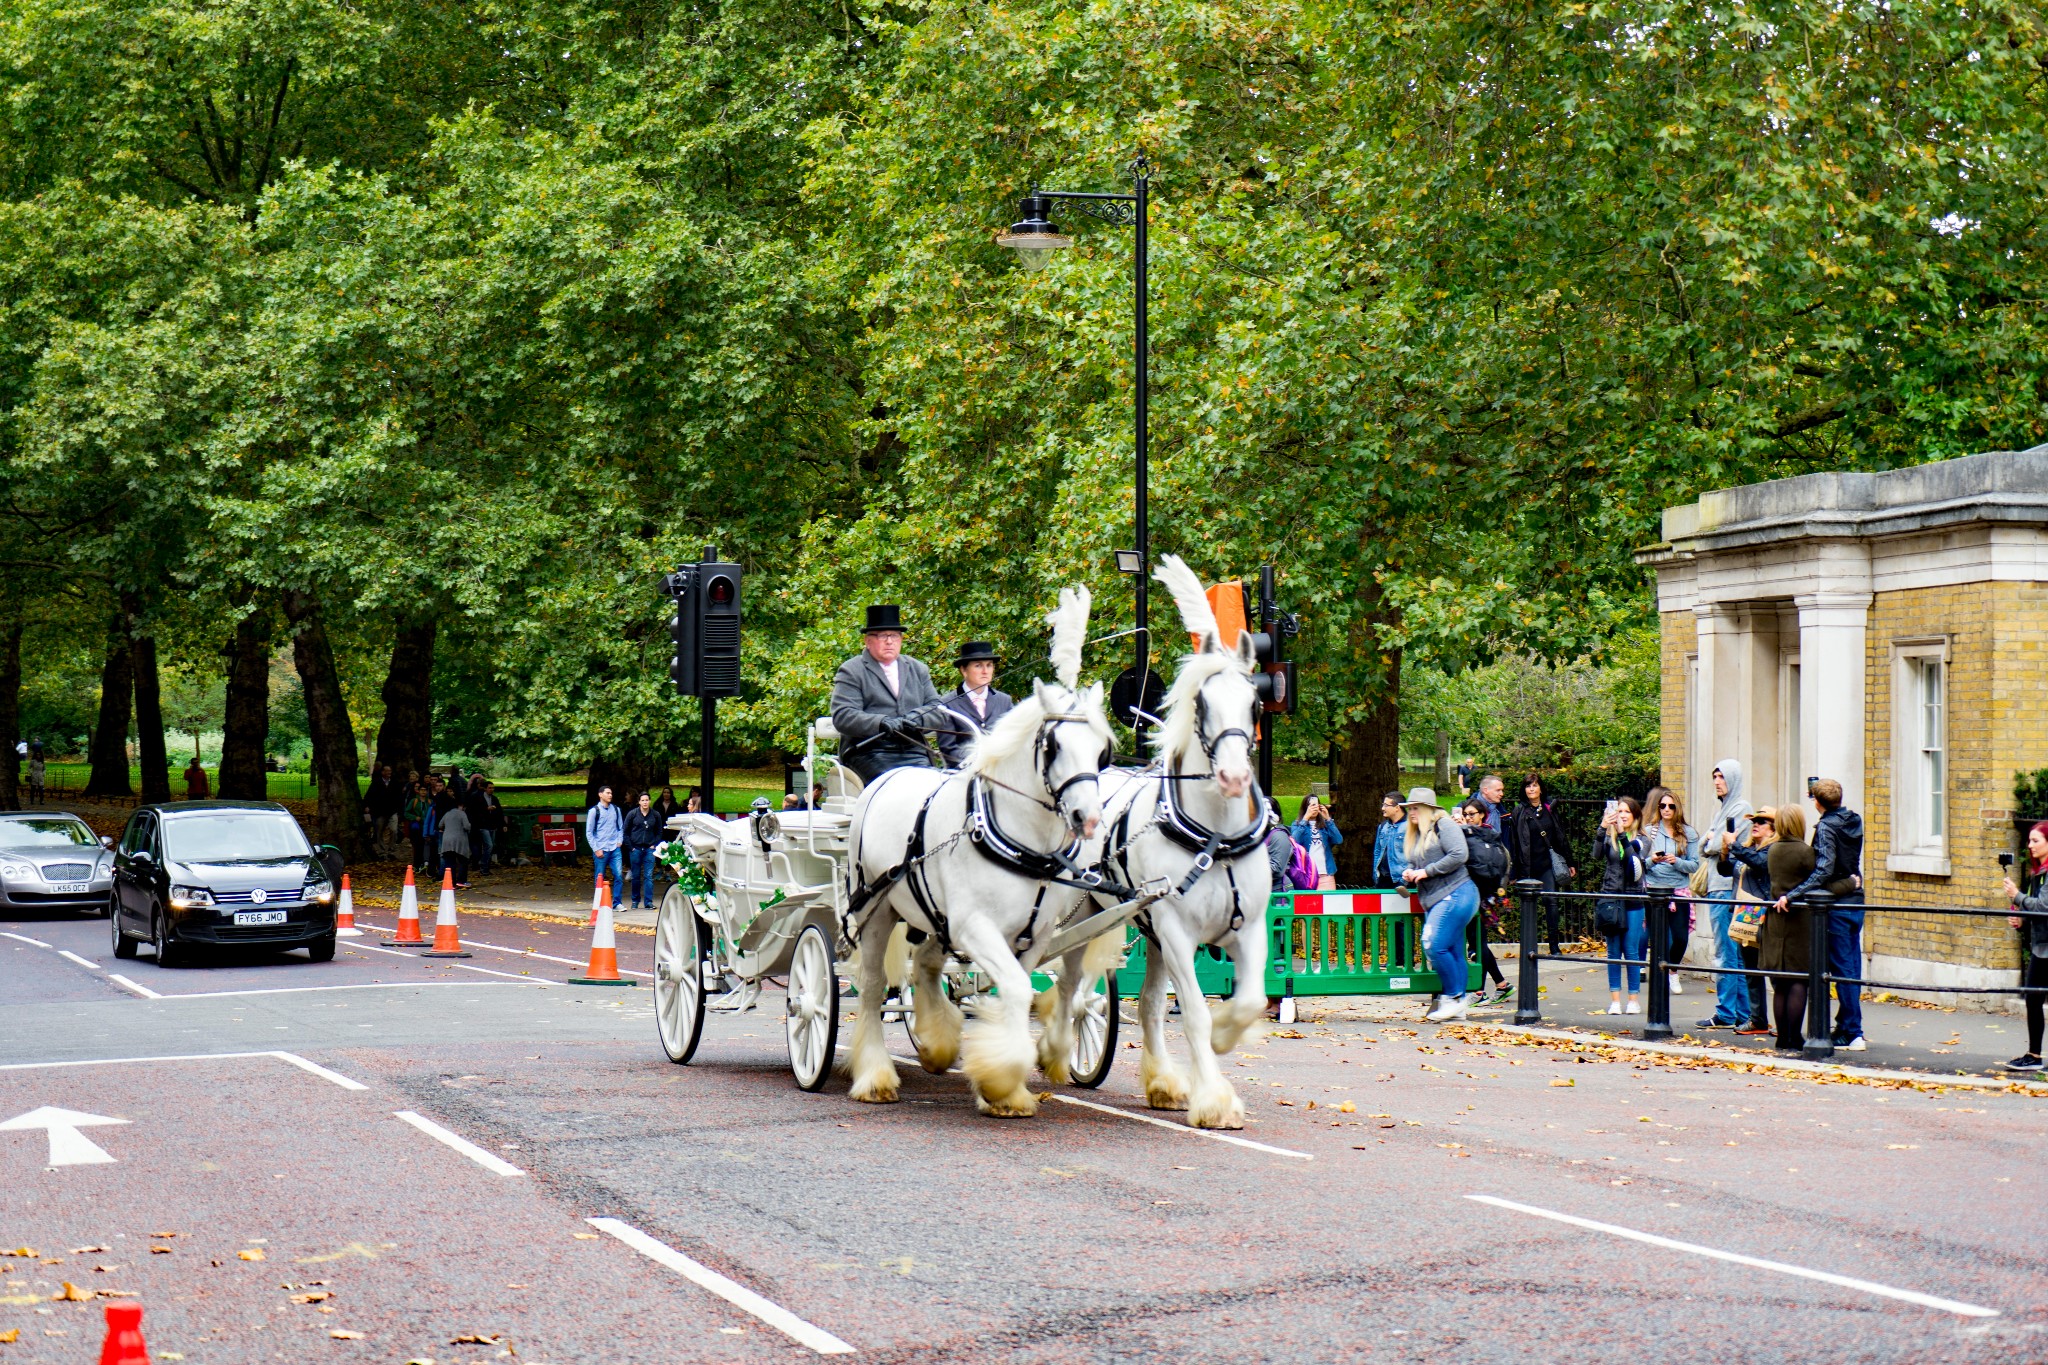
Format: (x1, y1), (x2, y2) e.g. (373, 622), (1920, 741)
(1257, 563), (1276, 800)
(700, 696), (716, 818)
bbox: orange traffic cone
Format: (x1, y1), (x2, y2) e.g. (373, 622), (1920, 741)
(421, 869), (472, 958)
(569, 879), (632, 986)
(99, 1300), (148, 1364)
(335, 873), (361, 938)
(589, 877), (603, 926)
(391, 866), (426, 945)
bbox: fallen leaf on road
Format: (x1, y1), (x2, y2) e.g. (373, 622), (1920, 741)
(1275, 1099), (1295, 1107)
(149, 1233), (177, 1239)
(0, 1250), (35, 1259)
(69, 1247), (108, 1255)
(149, 1247), (171, 1255)
(1336, 1101), (1357, 1113)
(0, 1328), (17, 1342)
(572, 1233), (599, 1240)
(1550, 1078), (1575, 1087)
(237, 1250), (265, 1262)
(450, 1333), (500, 1344)
(54, 1283), (93, 1302)
(1886, 1144), (1919, 1150)
(329, 1329), (365, 1339)
(1270, 1029), (1305, 1039)
(290, 1292), (332, 1304)
(92, 1265), (124, 1273)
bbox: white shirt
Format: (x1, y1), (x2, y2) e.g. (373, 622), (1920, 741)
(880, 658), (900, 697)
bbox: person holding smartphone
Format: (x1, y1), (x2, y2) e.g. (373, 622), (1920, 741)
(1594, 797), (1647, 1015)
(1291, 795), (1344, 891)
(2003, 821), (2048, 1071)
(1641, 786), (1698, 998)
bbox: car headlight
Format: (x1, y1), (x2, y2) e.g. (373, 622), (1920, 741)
(0, 857), (33, 880)
(169, 885), (215, 909)
(304, 879), (335, 904)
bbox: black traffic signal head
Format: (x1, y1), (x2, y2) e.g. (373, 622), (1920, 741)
(664, 559), (744, 698)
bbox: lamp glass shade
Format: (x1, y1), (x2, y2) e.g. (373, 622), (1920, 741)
(995, 229), (1073, 270)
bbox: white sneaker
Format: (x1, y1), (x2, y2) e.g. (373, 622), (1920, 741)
(1606, 1001), (1623, 1015)
(1426, 996), (1469, 1022)
(1669, 973), (1684, 996)
(1625, 1000), (1641, 1015)
(1845, 1036), (1867, 1052)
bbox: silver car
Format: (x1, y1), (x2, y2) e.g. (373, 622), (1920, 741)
(0, 811), (116, 915)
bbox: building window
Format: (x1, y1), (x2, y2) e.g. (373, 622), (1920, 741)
(1889, 639), (1950, 875)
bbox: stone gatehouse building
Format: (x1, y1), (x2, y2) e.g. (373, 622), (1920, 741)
(1637, 447), (2048, 1006)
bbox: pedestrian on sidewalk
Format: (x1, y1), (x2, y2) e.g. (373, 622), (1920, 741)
(1291, 796), (1343, 890)
(684, 788), (703, 816)
(587, 785), (626, 907)
(1456, 800), (1513, 1003)
(624, 791), (665, 910)
(1505, 775), (1573, 954)
(27, 744), (44, 805)
(1400, 788), (1477, 1022)
(403, 780), (430, 869)
(1728, 805), (1816, 1052)
(1265, 808), (1296, 891)
(1642, 786), (1697, 999)
(1371, 793), (1409, 888)
(2003, 821), (2048, 1072)
(439, 800), (474, 888)
(1473, 774), (1507, 833)
(1780, 778), (1866, 1050)
(465, 779), (500, 877)
(183, 755), (209, 800)
(1696, 758), (1755, 1032)
(655, 785), (680, 822)
(1594, 797), (1647, 1016)
(423, 777), (452, 879)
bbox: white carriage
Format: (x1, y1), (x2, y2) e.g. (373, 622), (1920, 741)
(649, 716), (1137, 1093)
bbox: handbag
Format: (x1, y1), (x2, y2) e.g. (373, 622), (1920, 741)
(1549, 850), (1569, 885)
(1729, 884), (1766, 946)
(1688, 860), (1713, 898)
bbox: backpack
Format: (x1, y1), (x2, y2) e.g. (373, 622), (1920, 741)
(1287, 841), (1318, 891)
(1465, 825), (1508, 881)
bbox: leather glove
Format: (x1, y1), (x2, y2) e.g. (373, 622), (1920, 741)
(884, 715), (921, 739)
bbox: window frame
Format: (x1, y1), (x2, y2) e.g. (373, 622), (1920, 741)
(1887, 637), (1951, 876)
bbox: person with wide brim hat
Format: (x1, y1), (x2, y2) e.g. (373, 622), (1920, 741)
(1397, 786), (1481, 1022)
(936, 641), (1013, 766)
(829, 604), (947, 785)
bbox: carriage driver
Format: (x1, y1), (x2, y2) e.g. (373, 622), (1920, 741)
(936, 640), (1014, 767)
(830, 604), (949, 784)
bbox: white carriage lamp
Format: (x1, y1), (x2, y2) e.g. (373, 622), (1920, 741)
(1114, 549), (1144, 574)
(994, 193), (1073, 270)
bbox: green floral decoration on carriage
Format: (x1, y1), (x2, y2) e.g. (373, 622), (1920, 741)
(655, 841), (713, 899)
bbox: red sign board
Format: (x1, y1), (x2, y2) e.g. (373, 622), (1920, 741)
(540, 828), (578, 855)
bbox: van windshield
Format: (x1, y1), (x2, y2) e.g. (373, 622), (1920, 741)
(163, 814), (311, 863)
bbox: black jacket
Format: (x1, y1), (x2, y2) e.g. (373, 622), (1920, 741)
(1594, 830), (1645, 898)
(1505, 801), (1574, 883)
(1787, 807), (1863, 904)
(622, 807), (666, 851)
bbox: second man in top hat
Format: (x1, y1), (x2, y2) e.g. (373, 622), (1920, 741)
(936, 640), (1014, 766)
(830, 604), (948, 784)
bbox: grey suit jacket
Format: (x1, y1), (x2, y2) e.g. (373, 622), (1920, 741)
(830, 651), (944, 748)
(936, 686), (1015, 765)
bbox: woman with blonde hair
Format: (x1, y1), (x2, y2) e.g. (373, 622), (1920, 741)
(1594, 796), (1647, 1015)
(1642, 786), (1698, 998)
(1728, 804), (1816, 1052)
(1398, 788), (1478, 1022)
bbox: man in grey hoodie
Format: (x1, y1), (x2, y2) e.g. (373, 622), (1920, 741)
(1696, 758), (1754, 1030)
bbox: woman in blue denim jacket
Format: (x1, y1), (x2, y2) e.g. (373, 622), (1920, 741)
(1641, 786), (1699, 1000)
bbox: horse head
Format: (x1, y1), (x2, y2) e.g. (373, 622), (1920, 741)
(1030, 676), (1110, 840)
(1151, 555), (1261, 801)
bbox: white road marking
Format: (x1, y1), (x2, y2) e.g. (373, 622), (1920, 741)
(350, 939), (562, 983)
(1047, 1093), (1315, 1160)
(361, 921), (652, 978)
(1468, 1195), (2000, 1318)
(141, 980), (541, 1001)
(393, 1110), (524, 1176)
(587, 1217), (855, 1355)
(0, 1106), (130, 1167)
(107, 974), (161, 999)
(57, 950), (101, 971)
(0, 1050), (367, 1092)
(1, 932), (53, 948)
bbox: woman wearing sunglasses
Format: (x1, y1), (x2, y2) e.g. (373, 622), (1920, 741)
(1641, 786), (1698, 999)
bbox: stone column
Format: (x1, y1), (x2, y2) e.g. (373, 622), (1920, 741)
(1796, 592), (1873, 811)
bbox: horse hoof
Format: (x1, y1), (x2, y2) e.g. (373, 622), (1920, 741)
(849, 1074), (901, 1104)
(1188, 1087), (1244, 1130)
(917, 1045), (958, 1074)
(1144, 1081), (1189, 1112)
(974, 1089), (1041, 1118)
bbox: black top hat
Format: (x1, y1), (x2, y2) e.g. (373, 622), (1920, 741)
(953, 640), (999, 667)
(863, 604), (905, 634)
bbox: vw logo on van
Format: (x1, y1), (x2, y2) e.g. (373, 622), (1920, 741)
(250, 888), (268, 905)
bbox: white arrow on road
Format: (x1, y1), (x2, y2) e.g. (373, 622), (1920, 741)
(0, 1106), (131, 1167)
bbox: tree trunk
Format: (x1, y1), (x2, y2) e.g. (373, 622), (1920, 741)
(125, 594), (172, 804)
(84, 630), (135, 797)
(217, 602), (272, 799)
(1434, 729), (1451, 788)
(585, 751), (669, 811)
(374, 621), (436, 779)
(284, 590), (367, 859)
(0, 613), (20, 811)
(1333, 673), (1401, 887)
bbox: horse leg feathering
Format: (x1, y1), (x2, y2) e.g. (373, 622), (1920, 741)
(846, 910), (902, 1104)
(910, 934), (961, 1074)
(952, 919), (1041, 1117)
(1136, 962), (1188, 1111)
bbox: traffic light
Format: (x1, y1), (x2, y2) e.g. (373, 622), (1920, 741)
(664, 553), (744, 698)
(1249, 565), (1298, 716)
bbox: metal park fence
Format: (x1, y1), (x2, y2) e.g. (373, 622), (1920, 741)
(1507, 880), (2042, 1061)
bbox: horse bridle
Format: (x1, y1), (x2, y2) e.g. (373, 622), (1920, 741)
(1191, 680), (1255, 768)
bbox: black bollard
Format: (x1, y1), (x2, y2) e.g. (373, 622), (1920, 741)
(1644, 890), (1673, 1041)
(1514, 878), (1543, 1025)
(1803, 890), (1836, 1061)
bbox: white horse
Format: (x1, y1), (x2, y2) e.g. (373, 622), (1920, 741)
(843, 587), (1113, 1117)
(1089, 556), (1273, 1129)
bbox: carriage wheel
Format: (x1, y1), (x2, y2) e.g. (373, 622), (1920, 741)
(654, 887), (707, 1065)
(786, 923), (840, 1092)
(1067, 971), (1120, 1089)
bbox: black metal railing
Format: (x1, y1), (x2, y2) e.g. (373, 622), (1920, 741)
(1510, 878), (2043, 1064)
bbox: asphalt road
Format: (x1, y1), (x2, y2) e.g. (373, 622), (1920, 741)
(3, 899), (2045, 1364)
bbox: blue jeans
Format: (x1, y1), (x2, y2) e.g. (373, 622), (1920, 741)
(627, 847), (655, 908)
(1828, 908), (1865, 1040)
(1423, 880), (1481, 999)
(474, 828), (495, 876)
(1707, 896), (1751, 1022)
(592, 848), (624, 907)
(1604, 906), (1645, 993)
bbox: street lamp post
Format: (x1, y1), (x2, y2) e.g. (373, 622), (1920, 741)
(997, 160), (1152, 743)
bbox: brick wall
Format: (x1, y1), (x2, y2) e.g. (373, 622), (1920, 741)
(1659, 610), (1696, 807)
(1863, 584), (2048, 971)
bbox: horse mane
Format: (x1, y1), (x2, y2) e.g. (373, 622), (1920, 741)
(963, 692), (1050, 775)
(1151, 651), (1247, 766)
